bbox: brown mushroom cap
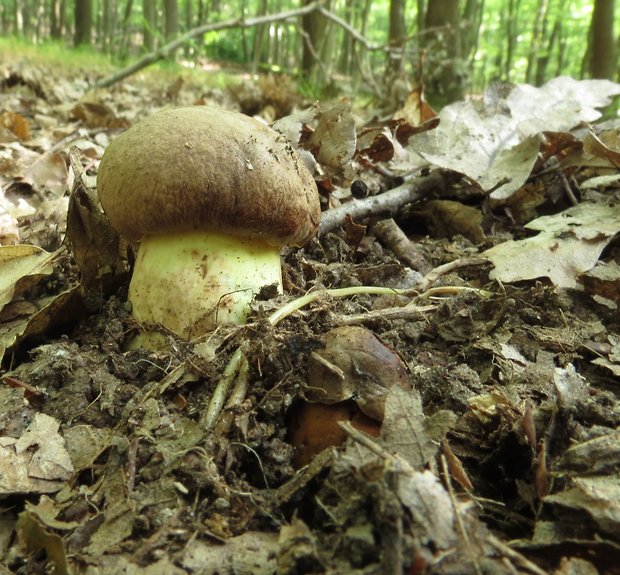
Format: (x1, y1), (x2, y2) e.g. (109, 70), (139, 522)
(97, 106), (320, 246)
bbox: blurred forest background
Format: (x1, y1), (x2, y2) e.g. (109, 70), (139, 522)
(0, 0), (618, 107)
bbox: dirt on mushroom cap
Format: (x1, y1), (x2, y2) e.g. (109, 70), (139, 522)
(96, 106), (321, 246)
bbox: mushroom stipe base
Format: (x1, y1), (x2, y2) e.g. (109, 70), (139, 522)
(129, 230), (283, 344)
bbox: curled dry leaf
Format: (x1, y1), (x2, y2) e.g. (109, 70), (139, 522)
(305, 325), (409, 420)
(484, 199), (620, 288)
(290, 326), (410, 467)
(0, 111), (31, 141)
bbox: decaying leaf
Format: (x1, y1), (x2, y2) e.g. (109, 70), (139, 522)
(380, 385), (436, 469)
(393, 86), (438, 126)
(66, 147), (127, 294)
(22, 150), (69, 194)
(305, 325), (409, 419)
(0, 413), (73, 496)
(0, 110), (31, 141)
(273, 99), (357, 175)
(544, 476), (620, 538)
(484, 200), (620, 287)
(84, 499), (137, 555)
(71, 100), (129, 129)
(17, 500), (70, 575)
(396, 469), (457, 549)
(0, 199), (20, 245)
(422, 199), (485, 243)
(578, 260), (620, 305)
(181, 531), (278, 575)
(0, 244), (56, 310)
(304, 98), (357, 170)
(560, 430), (620, 475)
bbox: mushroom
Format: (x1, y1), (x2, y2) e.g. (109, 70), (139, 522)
(289, 326), (411, 467)
(97, 106), (320, 345)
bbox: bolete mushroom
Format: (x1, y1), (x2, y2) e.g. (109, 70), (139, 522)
(97, 106), (320, 344)
(289, 326), (410, 467)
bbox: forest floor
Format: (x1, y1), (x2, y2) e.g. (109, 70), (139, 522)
(1, 49), (620, 575)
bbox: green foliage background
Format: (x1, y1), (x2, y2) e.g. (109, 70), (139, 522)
(1, 0), (618, 95)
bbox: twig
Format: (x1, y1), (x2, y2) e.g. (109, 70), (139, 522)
(372, 218), (429, 270)
(335, 302), (436, 325)
(214, 351), (250, 434)
(338, 420), (397, 463)
(440, 454), (482, 575)
(316, 6), (382, 52)
(486, 535), (548, 575)
(415, 256), (489, 293)
(200, 347), (246, 430)
(318, 170), (446, 236)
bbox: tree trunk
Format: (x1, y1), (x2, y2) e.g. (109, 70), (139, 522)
(525, 0), (548, 84)
(119, 0), (133, 57)
(416, 0), (425, 33)
(588, 0), (616, 79)
(536, 0), (564, 85)
(34, 0), (45, 42)
(21, 0), (33, 38)
(424, 0), (464, 105)
(13, 0), (23, 35)
(164, 0), (178, 43)
(251, 0), (268, 73)
(300, 0), (322, 74)
(101, 0), (114, 52)
(143, 0), (156, 52)
(387, 0), (407, 75)
(74, 0), (92, 45)
(337, 0), (353, 76)
(184, 0), (192, 56)
(462, 0), (483, 64)
(49, 0), (63, 38)
(504, 0), (521, 81)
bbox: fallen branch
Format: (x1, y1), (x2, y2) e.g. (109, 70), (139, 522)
(316, 6), (382, 52)
(318, 170), (448, 237)
(96, 2), (322, 88)
(95, 2), (414, 90)
(372, 218), (428, 271)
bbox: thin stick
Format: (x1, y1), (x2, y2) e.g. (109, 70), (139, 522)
(200, 347), (245, 430)
(441, 454), (482, 575)
(338, 420), (397, 463)
(318, 170), (447, 236)
(486, 535), (548, 575)
(372, 218), (428, 270)
(416, 256), (489, 293)
(336, 303), (436, 325)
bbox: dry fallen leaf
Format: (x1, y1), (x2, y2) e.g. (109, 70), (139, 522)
(408, 77), (620, 201)
(0, 413), (73, 496)
(484, 200), (620, 287)
(544, 476), (620, 538)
